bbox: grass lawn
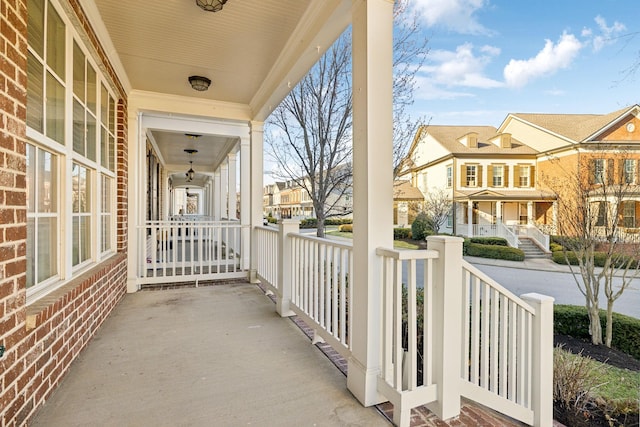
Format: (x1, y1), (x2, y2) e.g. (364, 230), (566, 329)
(325, 230), (420, 250)
(556, 347), (640, 410)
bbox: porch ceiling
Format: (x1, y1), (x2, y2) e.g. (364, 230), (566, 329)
(86, 0), (350, 185)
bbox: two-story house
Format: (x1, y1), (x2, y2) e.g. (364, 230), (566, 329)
(401, 105), (640, 249)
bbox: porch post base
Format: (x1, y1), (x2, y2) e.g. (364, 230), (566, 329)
(276, 300), (295, 317)
(347, 357), (385, 407)
(127, 278), (140, 293)
(247, 269), (260, 284)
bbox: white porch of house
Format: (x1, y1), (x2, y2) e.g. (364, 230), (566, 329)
(455, 199), (556, 251)
(116, 2), (555, 426)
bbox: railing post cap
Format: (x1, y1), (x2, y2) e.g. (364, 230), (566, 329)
(278, 219), (300, 225)
(426, 235), (465, 243)
(521, 293), (555, 304)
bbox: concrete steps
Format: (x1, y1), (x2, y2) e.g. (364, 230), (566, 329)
(518, 237), (550, 259)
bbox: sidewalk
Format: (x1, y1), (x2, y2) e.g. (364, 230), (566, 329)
(464, 255), (576, 273)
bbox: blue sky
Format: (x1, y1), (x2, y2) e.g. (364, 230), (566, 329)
(408, 0), (638, 126)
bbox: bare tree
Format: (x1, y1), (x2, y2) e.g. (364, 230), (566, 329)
(423, 187), (452, 233)
(266, 0), (428, 237)
(542, 150), (640, 346)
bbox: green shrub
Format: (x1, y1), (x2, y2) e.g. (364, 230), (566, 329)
(393, 227), (412, 239)
(325, 218), (353, 226)
(549, 242), (563, 252)
(411, 213), (432, 240)
(299, 218), (317, 228)
(267, 216), (277, 224)
(339, 224), (353, 232)
(554, 305), (640, 360)
(466, 242), (525, 261)
(469, 237), (509, 246)
(552, 250), (638, 268)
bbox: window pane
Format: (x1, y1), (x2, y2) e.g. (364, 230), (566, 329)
(27, 0), (45, 58)
(109, 96), (115, 134)
(73, 41), (85, 101)
(109, 134), (115, 171)
(46, 72), (65, 144)
(73, 99), (84, 154)
(80, 216), (91, 262)
(87, 65), (97, 113)
(101, 84), (108, 123)
(101, 217), (110, 253)
(38, 149), (56, 212)
(26, 144), (36, 212)
(46, 4), (65, 79)
(37, 217), (57, 282)
(72, 163), (80, 212)
(102, 175), (111, 213)
(27, 52), (44, 132)
(87, 113), (97, 161)
(101, 127), (108, 168)
(72, 216), (79, 265)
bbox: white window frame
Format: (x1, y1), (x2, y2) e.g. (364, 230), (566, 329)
(493, 165), (504, 187)
(623, 202), (635, 228)
(624, 159), (635, 184)
(593, 159), (605, 184)
(446, 165), (452, 188)
(466, 165), (477, 187)
(519, 166), (530, 187)
(25, 0), (118, 301)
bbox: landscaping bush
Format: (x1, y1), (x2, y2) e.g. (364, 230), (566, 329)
(299, 218), (317, 228)
(411, 213), (433, 240)
(393, 227), (412, 239)
(552, 250), (638, 268)
(338, 224), (353, 232)
(325, 218), (353, 226)
(469, 237), (509, 246)
(267, 216), (277, 224)
(554, 305), (640, 360)
(465, 242), (525, 261)
(549, 242), (563, 252)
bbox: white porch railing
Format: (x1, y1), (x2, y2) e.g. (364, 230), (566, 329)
(254, 225), (553, 427)
(139, 220), (245, 284)
(376, 247), (440, 426)
(289, 233), (353, 358)
(511, 225), (550, 250)
(458, 223), (520, 248)
(254, 225), (278, 291)
(461, 261), (552, 425)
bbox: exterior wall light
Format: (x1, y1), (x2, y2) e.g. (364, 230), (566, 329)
(188, 75), (211, 91)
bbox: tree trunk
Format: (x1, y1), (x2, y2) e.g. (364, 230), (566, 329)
(587, 302), (603, 345)
(605, 300), (614, 348)
(316, 215), (326, 238)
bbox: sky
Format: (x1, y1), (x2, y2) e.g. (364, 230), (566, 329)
(408, 0), (639, 127)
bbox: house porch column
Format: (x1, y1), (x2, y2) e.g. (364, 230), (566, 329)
(249, 121), (264, 282)
(220, 159), (229, 219)
(214, 169), (221, 220)
(467, 201), (473, 236)
(496, 201), (502, 224)
(228, 152), (237, 220)
(347, 0), (393, 407)
(240, 136), (250, 270)
(527, 201), (534, 226)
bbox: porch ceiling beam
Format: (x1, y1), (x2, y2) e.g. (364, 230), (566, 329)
(250, 0), (352, 121)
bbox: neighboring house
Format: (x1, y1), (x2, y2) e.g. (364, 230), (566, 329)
(393, 180), (424, 226)
(400, 105), (640, 247)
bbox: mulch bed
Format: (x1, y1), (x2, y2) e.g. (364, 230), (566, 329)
(554, 334), (640, 372)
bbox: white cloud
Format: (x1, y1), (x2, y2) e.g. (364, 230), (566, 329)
(412, 0), (493, 35)
(591, 15), (626, 51)
(424, 43), (503, 89)
(503, 32), (583, 88)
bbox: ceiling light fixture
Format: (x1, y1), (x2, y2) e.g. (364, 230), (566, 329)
(196, 0), (228, 12)
(184, 149), (198, 182)
(188, 75), (211, 91)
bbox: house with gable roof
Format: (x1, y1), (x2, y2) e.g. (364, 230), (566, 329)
(400, 105), (640, 251)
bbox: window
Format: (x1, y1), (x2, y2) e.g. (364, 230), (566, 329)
(466, 165), (477, 187)
(519, 166), (530, 187)
(595, 201), (607, 227)
(624, 159), (635, 184)
(446, 165), (453, 188)
(492, 165), (504, 187)
(26, 145), (58, 288)
(623, 202), (635, 228)
(27, 0), (66, 143)
(593, 159), (605, 184)
(26, 0), (118, 295)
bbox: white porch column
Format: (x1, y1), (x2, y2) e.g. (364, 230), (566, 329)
(214, 169), (221, 220)
(527, 200), (534, 225)
(220, 159), (229, 219)
(228, 152), (237, 220)
(496, 201), (502, 224)
(347, 0), (393, 406)
(467, 201), (473, 236)
(249, 121), (264, 282)
(240, 136), (250, 270)
(552, 200), (558, 234)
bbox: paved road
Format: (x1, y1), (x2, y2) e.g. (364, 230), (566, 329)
(472, 263), (640, 319)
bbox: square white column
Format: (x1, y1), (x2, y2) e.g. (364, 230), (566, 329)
(228, 152), (237, 220)
(347, 0), (393, 406)
(220, 159), (229, 219)
(249, 121), (264, 282)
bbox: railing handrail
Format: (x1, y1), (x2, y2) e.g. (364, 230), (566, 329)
(462, 260), (534, 314)
(376, 247), (439, 260)
(141, 220), (241, 226)
(288, 232), (354, 251)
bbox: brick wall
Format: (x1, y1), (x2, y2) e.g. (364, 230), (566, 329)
(0, 1), (130, 425)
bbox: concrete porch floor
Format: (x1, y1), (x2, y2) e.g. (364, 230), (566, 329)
(31, 282), (389, 426)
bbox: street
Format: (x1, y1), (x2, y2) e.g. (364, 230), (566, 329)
(472, 264), (640, 319)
